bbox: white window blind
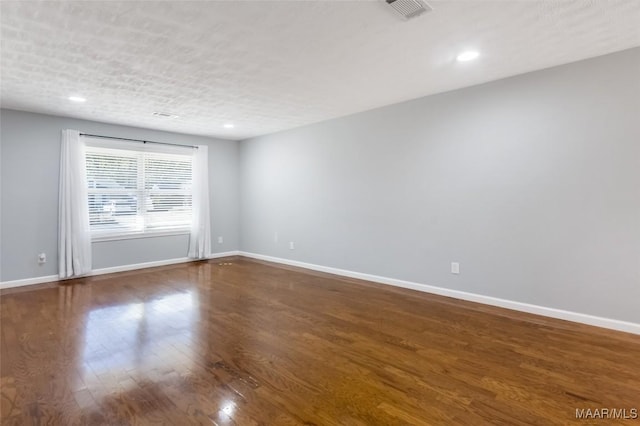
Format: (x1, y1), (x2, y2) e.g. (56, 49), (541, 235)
(85, 141), (193, 239)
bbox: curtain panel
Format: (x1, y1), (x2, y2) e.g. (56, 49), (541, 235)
(188, 145), (212, 259)
(58, 129), (92, 278)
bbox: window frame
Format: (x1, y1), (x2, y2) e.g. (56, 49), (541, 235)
(83, 137), (194, 242)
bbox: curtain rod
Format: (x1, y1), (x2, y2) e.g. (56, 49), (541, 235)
(79, 133), (198, 149)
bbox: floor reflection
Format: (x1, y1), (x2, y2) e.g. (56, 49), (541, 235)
(83, 291), (197, 379)
(2, 262), (264, 424)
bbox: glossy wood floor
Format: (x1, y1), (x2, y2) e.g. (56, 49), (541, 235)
(1, 258), (639, 425)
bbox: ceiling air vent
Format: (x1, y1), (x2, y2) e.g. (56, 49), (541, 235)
(153, 112), (179, 119)
(386, 0), (432, 20)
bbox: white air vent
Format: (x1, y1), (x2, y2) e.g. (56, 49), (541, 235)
(386, 0), (432, 20)
(153, 112), (179, 119)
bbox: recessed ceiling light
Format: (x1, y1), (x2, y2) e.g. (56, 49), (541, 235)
(456, 50), (480, 62)
(68, 96), (86, 102)
(223, 123), (234, 129)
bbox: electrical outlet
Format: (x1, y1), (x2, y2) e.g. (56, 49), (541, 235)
(274, 232), (279, 243)
(38, 253), (47, 264)
(451, 262), (460, 274)
(217, 236), (223, 244)
(289, 241), (295, 250)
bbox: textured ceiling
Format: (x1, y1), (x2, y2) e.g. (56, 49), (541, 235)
(1, 1), (639, 140)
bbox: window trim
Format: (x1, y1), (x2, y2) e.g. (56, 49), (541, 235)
(91, 229), (190, 242)
(83, 136), (194, 241)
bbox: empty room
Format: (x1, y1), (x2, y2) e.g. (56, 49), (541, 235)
(1, 0), (639, 424)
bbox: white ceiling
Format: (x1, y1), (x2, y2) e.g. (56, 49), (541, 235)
(1, 1), (639, 140)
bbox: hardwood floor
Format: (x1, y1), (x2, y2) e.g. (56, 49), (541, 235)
(1, 257), (639, 425)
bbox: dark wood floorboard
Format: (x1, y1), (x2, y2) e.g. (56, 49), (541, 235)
(1, 257), (639, 425)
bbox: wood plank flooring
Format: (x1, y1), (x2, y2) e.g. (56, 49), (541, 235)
(1, 257), (639, 425)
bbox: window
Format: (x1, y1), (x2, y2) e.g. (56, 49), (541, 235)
(85, 139), (193, 239)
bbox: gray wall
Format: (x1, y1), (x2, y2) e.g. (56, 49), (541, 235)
(1, 109), (240, 281)
(239, 48), (640, 323)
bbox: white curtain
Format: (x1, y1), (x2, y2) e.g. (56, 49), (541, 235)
(188, 145), (211, 259)
(58, 129), (92, 278)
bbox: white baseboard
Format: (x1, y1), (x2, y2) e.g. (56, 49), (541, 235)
(208, 250), (241, 259)
(87, 257), (192, 277)
(239, 251), (640, 336)
(0, 274), (60, 289)
(86, 250), (240, 277)
(0, 251), (240, 290)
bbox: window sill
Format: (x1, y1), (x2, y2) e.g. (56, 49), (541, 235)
(91, 230), (190, 242)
